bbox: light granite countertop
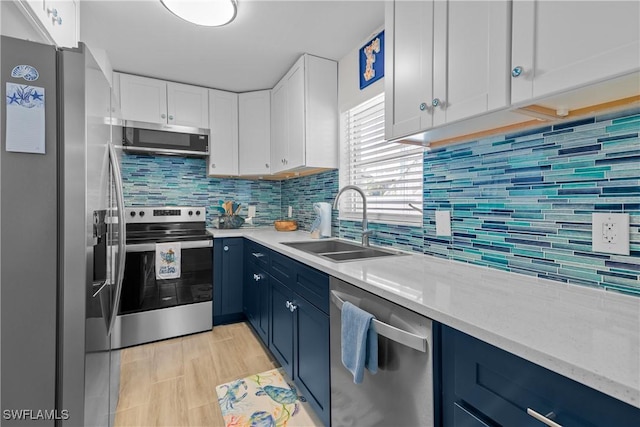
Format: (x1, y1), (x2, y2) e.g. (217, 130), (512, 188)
(208, 227), (640, 408)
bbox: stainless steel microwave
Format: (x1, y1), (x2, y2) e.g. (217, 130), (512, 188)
(122, 121), (209, 157)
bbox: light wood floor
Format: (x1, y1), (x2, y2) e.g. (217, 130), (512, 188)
(114, 322), (279, 427)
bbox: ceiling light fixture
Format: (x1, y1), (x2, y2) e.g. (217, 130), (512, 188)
(160, 0), (238, 27)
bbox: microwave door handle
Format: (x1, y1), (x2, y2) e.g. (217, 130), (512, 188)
(107, 143), (127, 336)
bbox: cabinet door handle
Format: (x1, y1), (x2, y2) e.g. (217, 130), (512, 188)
(419, 102), (428, 111)
(161, 113), (167, 119)
(47, 8), (58, 17)
(285, 301), (291, 309)
(211, 163), (216, 169)
(168, 115), (174, 120)
(432, 98), (441, 107)
(526, 408), (562, 427)
(265, 163), (269, 169)
(253, 273), (262, 281)
(289, 303), (297, 312)
(512, 66), (523, 78)
(252, 252), (264, 258)
(223, 245), (229, 252)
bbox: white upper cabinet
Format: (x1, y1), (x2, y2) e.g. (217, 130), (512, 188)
(208, 89), (239, 176)
(270, 54), (338, 174)
(432, 0), (510, 127)
(511, 1), (640, 105)
(385, 0), (434, 140)
(117, 73), (209, 128)
(385, 0), (510, 141)
(118, 74), (167, 124)
(239, 91), (271, 176)
(167, 83), (210, 128)
(19, 0), (78, 48)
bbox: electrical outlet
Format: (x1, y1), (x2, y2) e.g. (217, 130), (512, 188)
(248, 205), (256, 217)
(435, 210), (452, 237)
(592, 213), (630, 255)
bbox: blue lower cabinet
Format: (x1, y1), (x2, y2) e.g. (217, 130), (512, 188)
(244, 260), (269, 344)
(441, 325), (640, 427)
(213, 238), (244, 325)
(269, 277), (294, 378)
(453, 403), (490, 427)
(294, 296), (330, 426)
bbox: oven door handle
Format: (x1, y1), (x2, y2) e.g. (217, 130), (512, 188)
(108, 144), (127, 336)
(125, 239), (213, 253)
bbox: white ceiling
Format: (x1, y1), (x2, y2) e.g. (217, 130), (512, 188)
(80, 0), (384, 92)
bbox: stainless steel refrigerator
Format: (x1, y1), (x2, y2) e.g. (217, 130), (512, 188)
(1, 36), (125, 427)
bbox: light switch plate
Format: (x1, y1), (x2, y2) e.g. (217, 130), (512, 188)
(592, 213), (630, 255)
(435, 210), (452, 237)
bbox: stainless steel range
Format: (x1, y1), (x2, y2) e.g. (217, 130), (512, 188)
(111, 206), (213, 349)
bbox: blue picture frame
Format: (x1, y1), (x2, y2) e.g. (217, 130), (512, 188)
(359, 31), (385, 90)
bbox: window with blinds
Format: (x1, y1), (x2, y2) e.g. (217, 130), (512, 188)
(340, 93), (423, 225)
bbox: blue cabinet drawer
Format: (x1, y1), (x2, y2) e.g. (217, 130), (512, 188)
(293, 263), (329, 314)
(270, 250), (295, 288)
(245, 239), (270, 268)
(441, 325), (640, 427)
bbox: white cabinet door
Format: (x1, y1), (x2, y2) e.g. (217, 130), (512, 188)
(511, 1), (640, 104)
(432, 0), (510, 126)
(385, 0), (434, 140)
(208, 89), (238, 176)
(269, 54), (337, 174)
(285, 60), (305, 170)
(20, 0), (78, 47)
(118, 74), (168, 124)
(167, 82), (209, 128)
(270, 80), (288, 174)
(43, 0), (77, 48)
(239, 91), (271, 175)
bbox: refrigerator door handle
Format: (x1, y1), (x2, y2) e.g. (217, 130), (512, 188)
(107, 143), (126, 336)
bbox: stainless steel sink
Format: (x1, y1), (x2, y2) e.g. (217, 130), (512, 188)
(281, 240), (405, 262)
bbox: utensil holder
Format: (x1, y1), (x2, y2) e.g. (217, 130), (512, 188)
(217, 214), (245, 229)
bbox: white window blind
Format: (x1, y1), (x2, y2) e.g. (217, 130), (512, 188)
(340, 93), (423, 225)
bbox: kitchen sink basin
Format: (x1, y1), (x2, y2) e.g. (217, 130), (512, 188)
(281, 240), (406, 262)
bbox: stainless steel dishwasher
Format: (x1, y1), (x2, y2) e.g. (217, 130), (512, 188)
(330, 277), (434, 426)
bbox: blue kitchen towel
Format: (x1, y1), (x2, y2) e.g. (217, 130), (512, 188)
(341, 301), (378, 384)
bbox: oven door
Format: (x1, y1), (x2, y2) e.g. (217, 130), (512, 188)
(121, 240), (213, 314)
(111, 239), (213, 349)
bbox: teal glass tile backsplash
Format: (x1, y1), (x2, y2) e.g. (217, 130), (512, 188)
(118, 108), (639, 296)
(423, 108), (640, 295)
(120, 153), (282, 227)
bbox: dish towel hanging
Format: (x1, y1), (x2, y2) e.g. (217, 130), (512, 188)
(341, 301), (378, 384)
(155, 242), (181, 280)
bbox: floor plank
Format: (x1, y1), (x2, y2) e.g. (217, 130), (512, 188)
(114, 322), (278, 426)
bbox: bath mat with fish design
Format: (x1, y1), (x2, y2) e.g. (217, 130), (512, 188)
(215, 368), (321, 427)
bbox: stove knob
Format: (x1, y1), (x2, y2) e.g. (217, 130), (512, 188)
(196, 210), (201, 216)
(139, 211), (145, 217)
(130, 211), (136, 217)
(188, 210), (193, 216)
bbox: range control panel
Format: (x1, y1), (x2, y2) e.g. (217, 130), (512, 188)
(125, 206), (206, 223)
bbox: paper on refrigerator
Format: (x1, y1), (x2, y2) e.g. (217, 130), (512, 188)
(5, 82), (46, 154)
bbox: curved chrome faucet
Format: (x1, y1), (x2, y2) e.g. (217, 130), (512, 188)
(333, 185), (372, 246)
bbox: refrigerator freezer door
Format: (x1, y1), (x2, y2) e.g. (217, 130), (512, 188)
(1, 35), (59, 425)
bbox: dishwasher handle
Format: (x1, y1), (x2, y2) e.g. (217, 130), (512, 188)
(330, 290), (428, 353)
